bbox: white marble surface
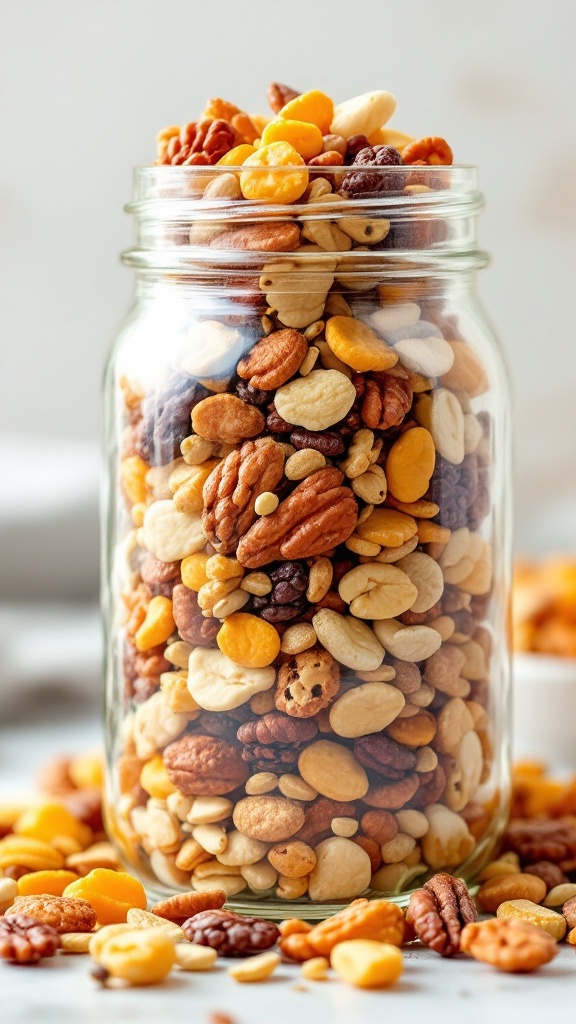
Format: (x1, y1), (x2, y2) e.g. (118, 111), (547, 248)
(1, 701), (575, 1023)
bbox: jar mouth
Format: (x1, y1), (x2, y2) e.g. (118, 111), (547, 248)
(124, 164), (487, 274)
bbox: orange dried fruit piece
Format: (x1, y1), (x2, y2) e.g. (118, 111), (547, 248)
(308, 898), (404, 956)
(240, 142), (309, 204)
(17, 869), (79, 897)
(261, 119), (323, 161)
(278, 90), (334, 135)
(181, 552), (211, 591)
(386, 427), (436, 503)
(325, 316), (398, 372)
(64, 868), (147, 925)
(68, 752), (104, 790)
(14, 803), (92, 848)
(0, 835), (65, 871)
(217, 612), (281, 669)
(356, 508), (418, 548)
(217, 144), (257, 166)
(134, 595), (175, 652)
(139, 754), (177, 800)
(121, 455), (149, 505)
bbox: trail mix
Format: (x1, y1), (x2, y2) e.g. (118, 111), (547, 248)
(0, 755), (574, 986)
(109, 81), (500, 906)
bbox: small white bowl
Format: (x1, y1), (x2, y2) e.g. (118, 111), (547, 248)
(513, 653), (576, 770)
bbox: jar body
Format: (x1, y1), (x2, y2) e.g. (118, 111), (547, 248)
(103, 170), (511, 916)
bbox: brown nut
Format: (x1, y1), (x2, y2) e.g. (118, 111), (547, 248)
(360, 810), (398, 845)
(163, 734), (250, 796)
(191, 394), (265, 445)
(460, 917), (558, 973)
(202, 440), (285, 556)
(238, 328), (308, 390)
(407, 873), (477, 956)
(237, 468), (357, 568)
(233, 796), (305, 842)
(151, 888), (226, 924)
(477, 873), (547, 913)
(6, 895), (96, 934)
(0, 915), (60, 963)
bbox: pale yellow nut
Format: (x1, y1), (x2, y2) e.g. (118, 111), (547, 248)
(206, 555), (244, 582)
(331, 940), (403, 989)
(331, 817), (359, 838)
(228, 951), (281, 983)
(89, 924), (136, 959)
(496, 900), (567, 941)
(254, 491), (280, 516)
(240, 572), (272, 596)
(299, 346), (320, 375)
(280, 623), (317, 655)
(245, 772), (279, 795)
(174, 942), (218, 971)
(285, 448), (326, 480)
(544, 883), (576, 907)
(96, 927), (176, 985)
(212, 589), (250, 619)
(0, 877), (18, 914)
(301, 957), (330, 980)
(277, 775), (318, 801)
(60, 932), (93, 954)
(126, 908), (184, 942)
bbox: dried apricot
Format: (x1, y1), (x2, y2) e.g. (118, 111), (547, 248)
(261, 119), (323, 161)
(64, 868), (147, 925)
(17, 870), (79, 897)
(278, 90), (334, 134)
(217, 144), (257, 166)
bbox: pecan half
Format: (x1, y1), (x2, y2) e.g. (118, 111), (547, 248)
(237, 713), (317, 772)
(159, 119), (237, 165)
(163, 734), (250, 796)
(182, 909), (280, 956)
(172, 584), (220, 646)
(267, 82), (300, 114)
(202, 440), (285, 555)
(152, 889), (226, 924)
(210, 224), (301, 253)
(0, 915), (60, 963)
(353, 734), (417, 780)
(407, 873), (477, 956)
(504, 818), (576, 865)
(236, 468), (358, 568)
(361, 371), (413, 430)
(238, 329), (308, 391)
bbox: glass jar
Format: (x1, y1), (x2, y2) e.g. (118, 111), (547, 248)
(102, 163), (512, 918)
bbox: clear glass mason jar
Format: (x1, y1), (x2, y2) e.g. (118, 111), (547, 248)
(102, 163), (512, 918)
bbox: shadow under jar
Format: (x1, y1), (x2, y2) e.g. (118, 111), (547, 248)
(102, 163), (512, 918)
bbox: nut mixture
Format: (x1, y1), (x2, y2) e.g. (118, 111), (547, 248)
(108, 80), (501, 907)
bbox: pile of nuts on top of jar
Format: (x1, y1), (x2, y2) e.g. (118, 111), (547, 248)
(114, 80), (498, 908)
(0, 755), (575, 987)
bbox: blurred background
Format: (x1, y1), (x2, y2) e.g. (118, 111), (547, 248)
(1, 0), (575, 726)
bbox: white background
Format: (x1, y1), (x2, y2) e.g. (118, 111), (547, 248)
(0, 0), (575, 669)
